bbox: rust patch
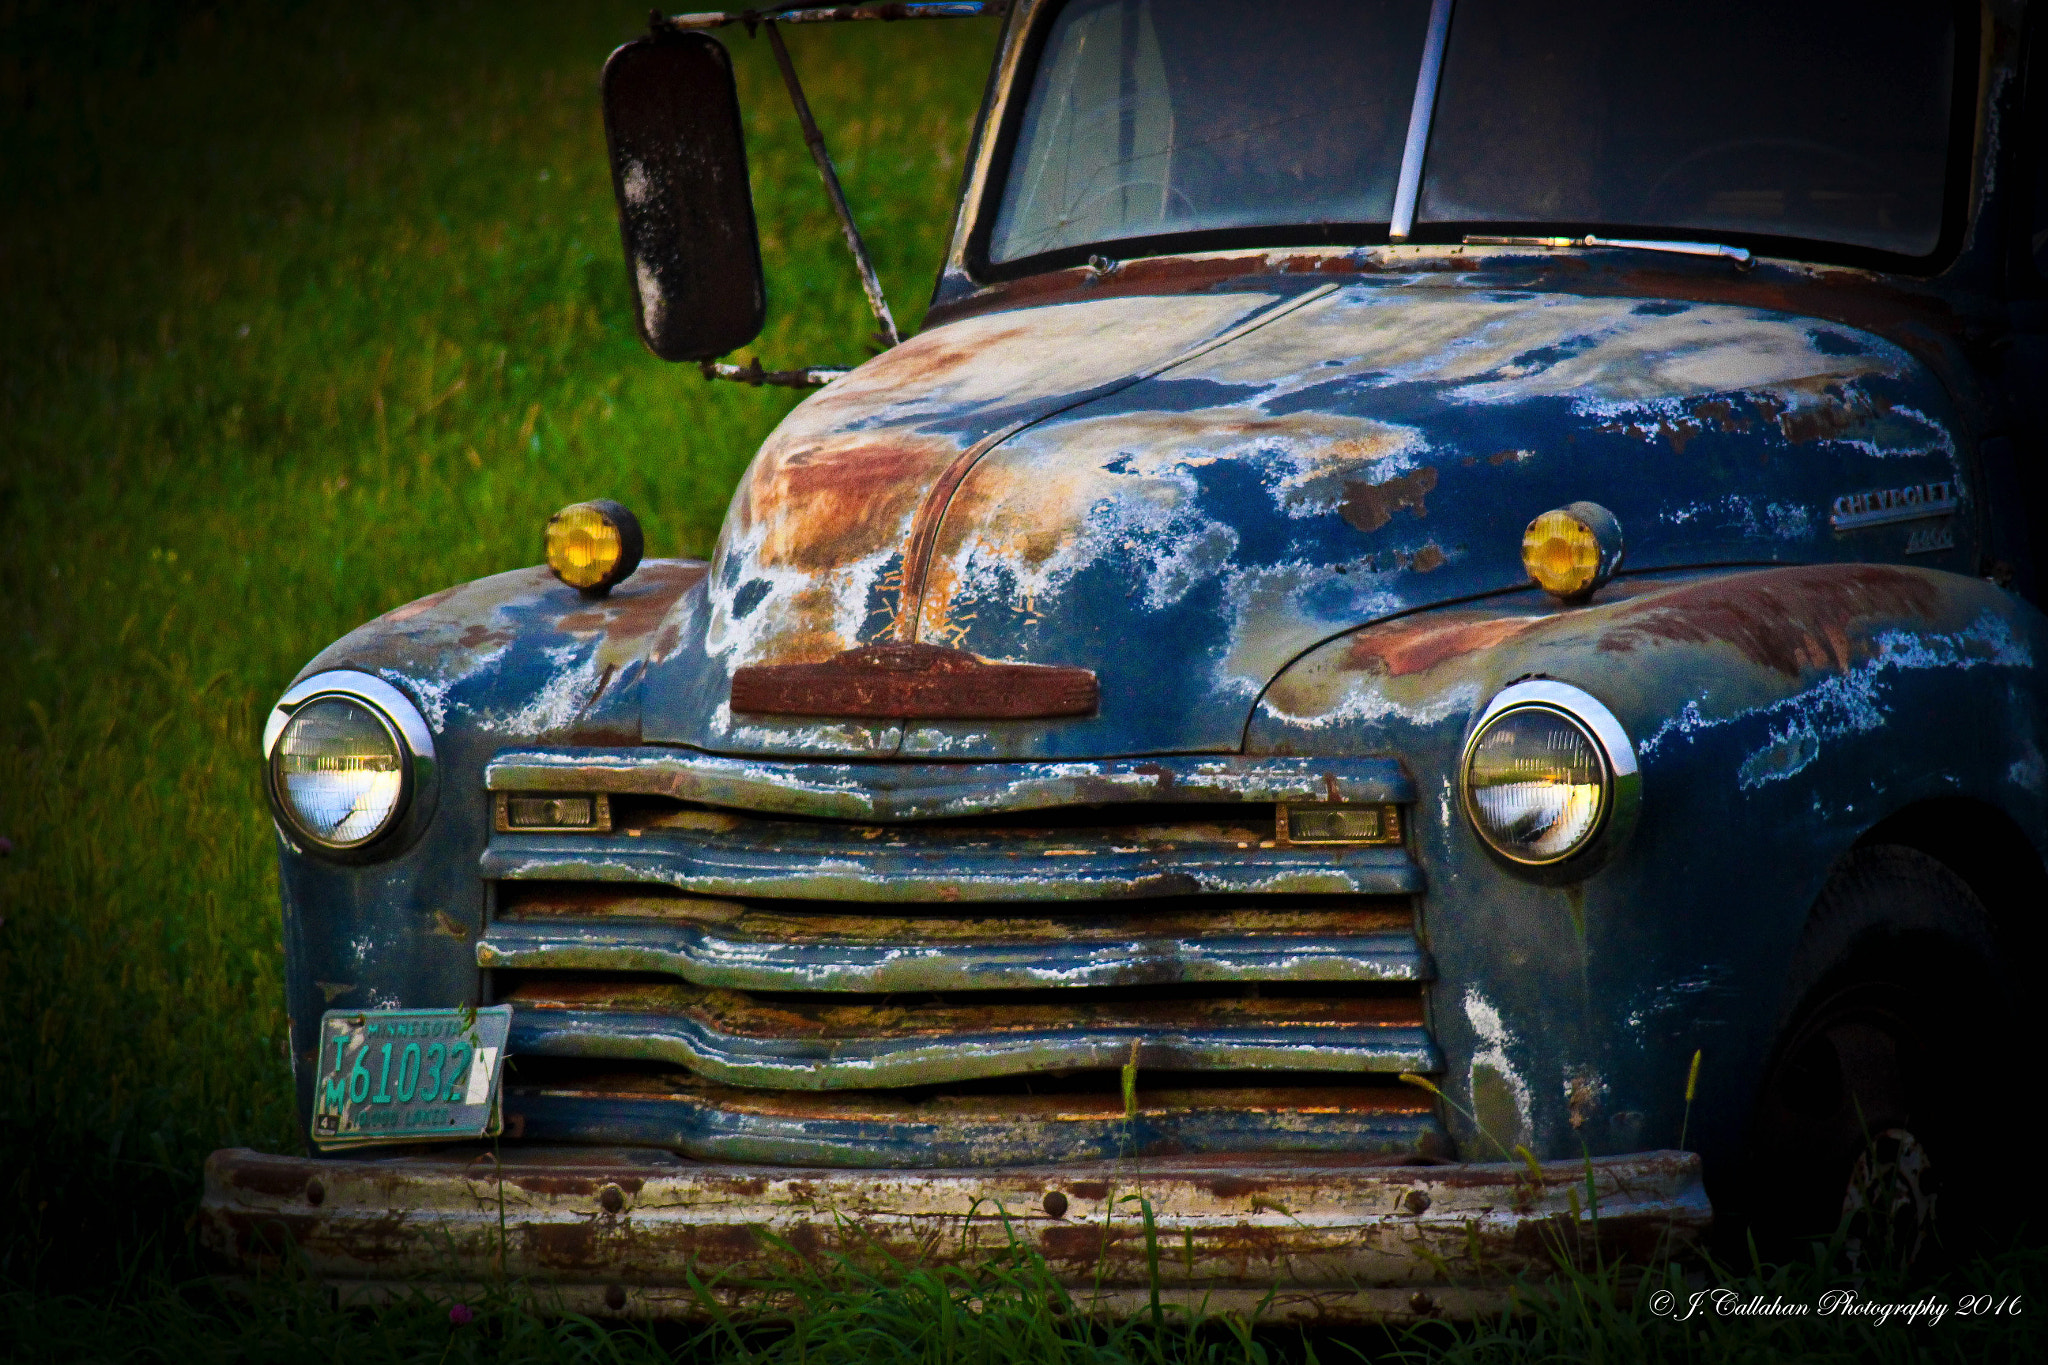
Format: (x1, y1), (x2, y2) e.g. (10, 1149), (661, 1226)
(740, 434), (955, 575)
(1065, 1180), (1111, 1200)
(1341, 468), (1438, 534)
(1770, 382), (1891, 445)
(381, 585), (462, 624)
(863, 323), (1032, 386)
(1595, 565), (1945, 677)
(457, 623), (515, 650)
(923, 254), (1282, 329)
(524, 1220), (601, 1269)
(1343, 613), (1546, 678)
(731, 641), (1098, 719)
(557, 561), (706, 643)
(1408, 544), (1446, 574)
(1037, 1222), (1136, 1265)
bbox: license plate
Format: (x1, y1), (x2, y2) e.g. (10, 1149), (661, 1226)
(311, 1005), (512, 1150)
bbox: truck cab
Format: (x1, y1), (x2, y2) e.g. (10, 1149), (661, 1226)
(206, 0), (2047, 1317)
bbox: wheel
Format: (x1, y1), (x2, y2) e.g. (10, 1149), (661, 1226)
(1737, 846), (2017, 1263)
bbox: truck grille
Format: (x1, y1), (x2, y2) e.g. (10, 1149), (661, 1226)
(479, 749), (1446, 1167)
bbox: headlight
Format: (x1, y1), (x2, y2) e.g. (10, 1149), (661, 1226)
(273, 698), (403, 846)
(1461, 680), (1637, 867)
(263, 671), (437, 858)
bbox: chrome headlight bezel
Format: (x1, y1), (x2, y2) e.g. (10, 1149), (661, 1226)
(263, 670), (438, 861)
(1460, 680), (1639, 871)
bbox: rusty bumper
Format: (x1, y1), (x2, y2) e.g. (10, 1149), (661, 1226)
(201, 1145), (1709, 1322)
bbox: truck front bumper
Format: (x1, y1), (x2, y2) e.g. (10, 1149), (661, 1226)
(201, 1145), (1709, 1321)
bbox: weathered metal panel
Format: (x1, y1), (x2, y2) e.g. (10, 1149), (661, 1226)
(637, 258), (1973, 760)
(498, 979), (1439, 1089)
(480, 829), (1421, 901)
(502, 1076), (1447, 1167)
(1247, 563), (2048, 1167)
(638, 287), (1307, 757)
(277, 561), (706, 1125)
(200, 1146), (1710, 1321)
(485, 749), (1415, 818)
(477, 897), (1432, 992)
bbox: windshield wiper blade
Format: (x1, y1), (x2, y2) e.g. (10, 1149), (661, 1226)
(1464, 234), (1752, 267)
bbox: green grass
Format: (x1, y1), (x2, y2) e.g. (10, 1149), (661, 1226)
(0, 0), (992, 1285)
(0, 2), (2042, 1359)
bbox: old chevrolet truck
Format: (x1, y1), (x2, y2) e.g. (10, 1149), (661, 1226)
(203, 0), (2048, 1319)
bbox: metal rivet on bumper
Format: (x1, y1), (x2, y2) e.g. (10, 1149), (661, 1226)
(1403, 1188), (1430, 1216)
(1042, 1190), (1069, 1219)
(599, 1183), (625, 1214)
(305, 1179), (325, 1207)
(604, 1284), (627, 1312)
(1409, 1291), (1437, 1316)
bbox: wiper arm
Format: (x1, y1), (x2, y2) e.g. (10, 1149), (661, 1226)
(1464, 234), (1752, 268)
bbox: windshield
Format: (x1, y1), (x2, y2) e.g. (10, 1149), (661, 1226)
(986, 0), (1958, 267)
(988, 0), (1431, 263)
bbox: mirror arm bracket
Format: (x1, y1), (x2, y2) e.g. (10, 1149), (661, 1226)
(699, 358), (851, 388)
(761, 20), (902, 348)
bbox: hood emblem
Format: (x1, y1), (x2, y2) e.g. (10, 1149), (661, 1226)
(1829, 481), (1956, 531)
(730, 643), (1098, 720)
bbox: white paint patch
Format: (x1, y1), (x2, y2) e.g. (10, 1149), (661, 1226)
(704, 522), (900, 668)
(1210, 562), (1407, 699)
(380, 637), (513, 735)
(1464, 987), (1534, 1144)
(1264, 673), (1482, 731)
(1661, 495), (1813, 541)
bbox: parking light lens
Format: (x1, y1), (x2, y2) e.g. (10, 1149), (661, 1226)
(1463, 706), (1609, 864)
(1282, 803), (1402, 845)
(272, 697), (406, 848)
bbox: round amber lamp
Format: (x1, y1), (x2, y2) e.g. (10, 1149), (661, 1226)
(1521, 502), (1622, 602)
(545, 500), (643, 595)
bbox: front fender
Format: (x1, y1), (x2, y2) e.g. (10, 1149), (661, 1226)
(1247, 564), (2047, 1168)
(273, 560), (707, 1137)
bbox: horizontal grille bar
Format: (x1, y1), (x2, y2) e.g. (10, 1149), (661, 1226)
(499, 980), (1440, 1089)
(483, 832), (1420, 902)
(480, 888), (1431, 992)
(501, 1070), (1448, 1168)
(484, 749), (1414, 821)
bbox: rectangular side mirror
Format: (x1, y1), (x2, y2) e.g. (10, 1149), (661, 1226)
(602, 34), (766, 362)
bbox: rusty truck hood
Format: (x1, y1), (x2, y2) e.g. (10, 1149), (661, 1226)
(645, 271), (1966, 758)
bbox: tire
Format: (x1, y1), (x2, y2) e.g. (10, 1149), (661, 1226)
(1737, 845), (2019, 1262)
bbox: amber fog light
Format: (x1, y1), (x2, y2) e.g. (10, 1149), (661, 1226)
(1522, 501), (1622, 602)
(545, 499), (644, 595)
(1462, 681), (1638, 868)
